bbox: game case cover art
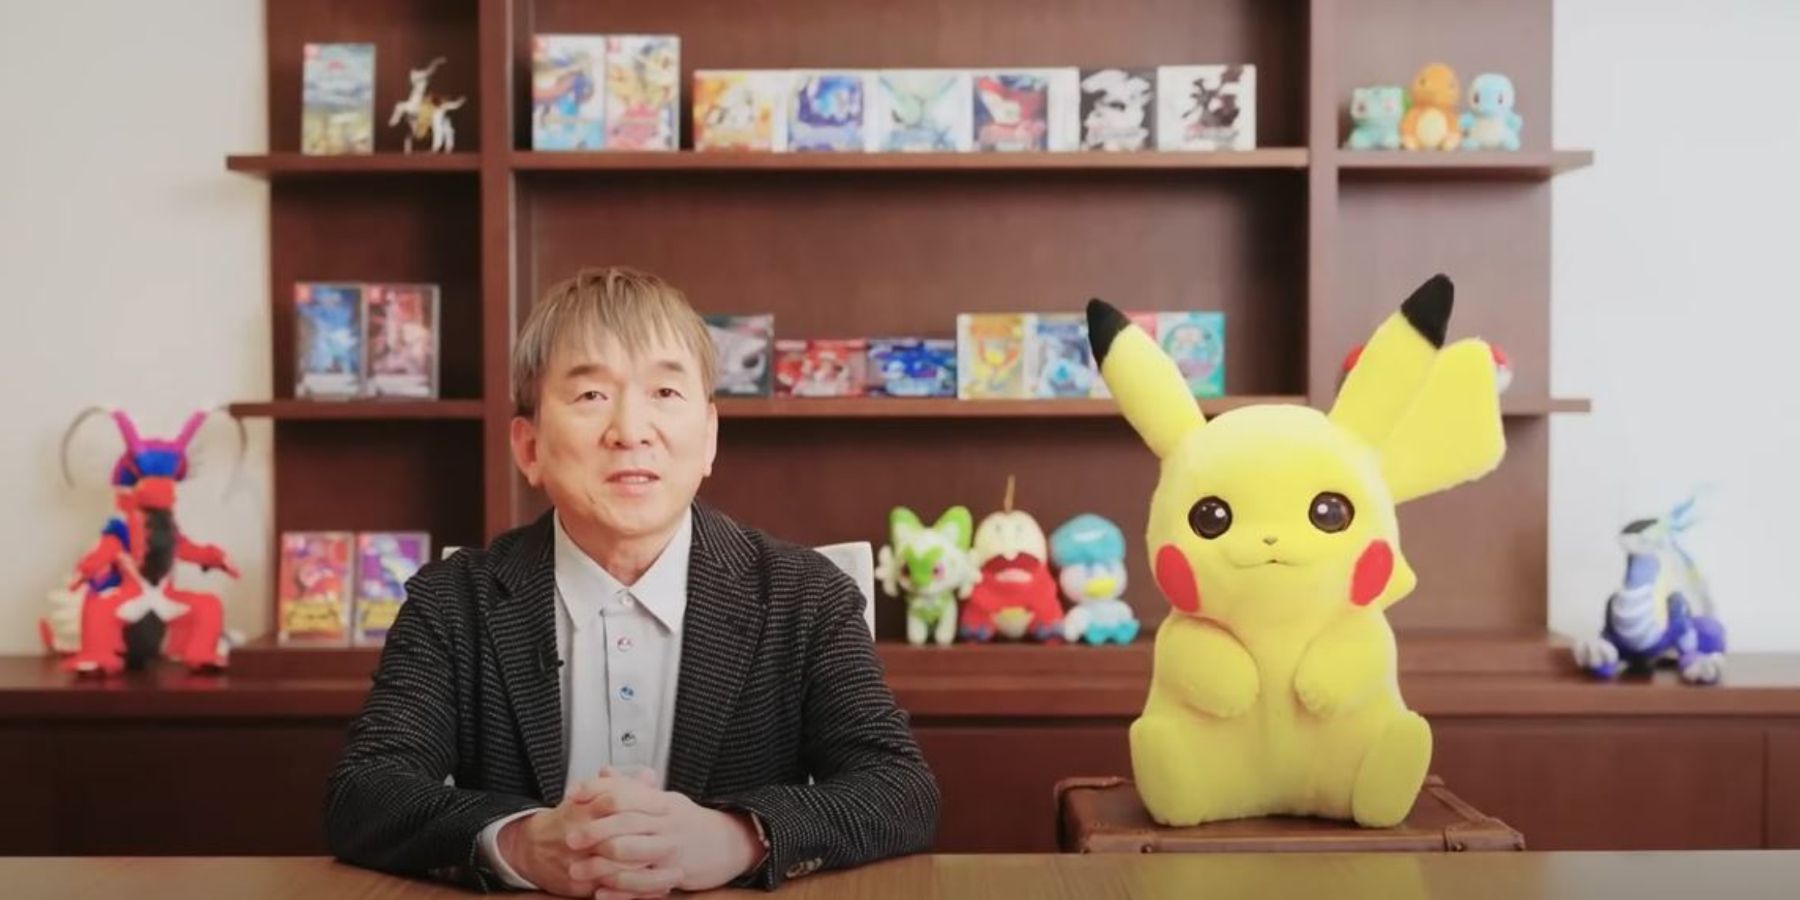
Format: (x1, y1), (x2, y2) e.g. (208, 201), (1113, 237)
(1158, 64), (1257, 151)
(868, 338), (956, 397)
(365, 283), (439, 398)
(1029, 313), (1098, 398)
(789, 72), (870, 152)
(705, 313), (774, 397)
(604, 35), (680, 150)
(1157, 311), (1227, 397)
(874, 70), (972, 152)
(973, 69), (1075, 152)
(531, 34), (607, 150)
(278, 531), (354, 645)
(354, 531), (431, 646)
(295, 282), (364, 398)
(775, 339), (868, 397)
(957, 313), (1028, 398)
(1079, 68), (1155, 151)
(694, 70), (788, 151)
(302, 43), (375, 155)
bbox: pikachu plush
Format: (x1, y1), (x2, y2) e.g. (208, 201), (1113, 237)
(1088, 274), (1505, 828)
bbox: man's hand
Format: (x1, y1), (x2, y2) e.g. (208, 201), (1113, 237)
(564, 769), (766, 898)
(494, 768), (663, 897)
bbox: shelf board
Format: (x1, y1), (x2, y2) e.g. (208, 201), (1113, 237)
(511, 148), (1310, 173)
(1336, 149), (1593, 179)
(1503, 396), (1592, 416)
(228, 400), (487, 421)
(225, 153), (480, 178)
(715, 395), (1304, 419)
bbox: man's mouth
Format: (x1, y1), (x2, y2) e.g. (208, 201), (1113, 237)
(607, 469), (660, 485)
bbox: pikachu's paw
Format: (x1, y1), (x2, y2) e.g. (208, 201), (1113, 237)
(1294, 665), (1357, 718)
(1200, 684), (1257, 719)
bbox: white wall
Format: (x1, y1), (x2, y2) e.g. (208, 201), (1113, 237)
(1549, 0), (1800, 651)
(0, 1), (271, 655)
(1, 1), (1796, 656)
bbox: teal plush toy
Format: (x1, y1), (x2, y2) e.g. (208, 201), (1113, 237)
(1050, 514), (1140, 645)
(875, 506), (977, 647)
(1459, 73), (1522, 150)
(1344, 85), (1405, 150)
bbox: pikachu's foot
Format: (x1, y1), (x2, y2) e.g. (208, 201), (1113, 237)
(1130, 714), (1251, 826)
(1351, 710), (1432, 827)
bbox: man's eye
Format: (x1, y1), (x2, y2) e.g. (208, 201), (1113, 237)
(577, 390), (605, 402)
(656, 387), (683, 399)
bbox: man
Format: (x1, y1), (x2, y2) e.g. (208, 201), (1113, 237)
(325, 267), (940, 896)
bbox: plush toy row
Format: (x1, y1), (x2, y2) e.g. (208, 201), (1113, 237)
(876, 491), (1141, 648)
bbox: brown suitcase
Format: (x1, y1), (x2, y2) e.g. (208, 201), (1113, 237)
(1056, 774), (1525, 853)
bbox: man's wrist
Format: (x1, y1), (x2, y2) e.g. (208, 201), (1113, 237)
(479, 808), (543, 890)
(724, 808), (769, 876)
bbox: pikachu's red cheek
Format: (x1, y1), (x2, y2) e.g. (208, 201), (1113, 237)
(1351, 540), (1394, 607)
(1155, 544), (1201, 614)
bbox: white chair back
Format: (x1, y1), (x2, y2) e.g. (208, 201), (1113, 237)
(812, 541), (876, 637)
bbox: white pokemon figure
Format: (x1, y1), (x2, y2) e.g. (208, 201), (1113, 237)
(390, 57), (468, 153)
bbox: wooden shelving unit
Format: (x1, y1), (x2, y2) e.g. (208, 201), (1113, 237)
(226, 152), (480, 177)
(229, 0), (1591, 659)
(1336, 149), (1594, 178)
(228, 399), (487, 420)
(510, 148), (1313, 172)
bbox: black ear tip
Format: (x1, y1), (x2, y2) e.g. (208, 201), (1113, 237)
(1401, 274), (1454, 348)
(1086, 298), (1129, 364)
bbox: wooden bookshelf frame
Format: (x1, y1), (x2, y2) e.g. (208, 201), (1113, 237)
(231, 0), (1592, 655)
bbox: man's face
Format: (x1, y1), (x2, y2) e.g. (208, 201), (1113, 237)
(511, 333), (717, 543)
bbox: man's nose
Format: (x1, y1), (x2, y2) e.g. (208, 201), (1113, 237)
(605, 395), (654, 445)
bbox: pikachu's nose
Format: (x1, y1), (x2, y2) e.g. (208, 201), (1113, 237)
(1262, 536), (1279, 546)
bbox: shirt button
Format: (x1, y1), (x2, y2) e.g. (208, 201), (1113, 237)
(616, 636), (633, 653)
(621, 731), (638, 747)
(619, 685), (635, 701)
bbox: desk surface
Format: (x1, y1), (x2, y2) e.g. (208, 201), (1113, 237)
(4, 852), (1797, 898)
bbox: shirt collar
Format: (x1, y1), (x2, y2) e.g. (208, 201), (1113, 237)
(552, 508), (692, 634)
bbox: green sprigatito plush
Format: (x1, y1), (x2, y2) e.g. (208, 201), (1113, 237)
(875, 506), (977, 647)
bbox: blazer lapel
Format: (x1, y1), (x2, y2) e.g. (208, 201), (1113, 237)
(665, 503), (765, 798)
(484, 512), (567, 805)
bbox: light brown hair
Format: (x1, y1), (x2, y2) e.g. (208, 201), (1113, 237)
(511, 266), (717, 417)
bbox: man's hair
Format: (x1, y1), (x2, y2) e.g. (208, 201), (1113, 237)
(512, 266), (717, 417)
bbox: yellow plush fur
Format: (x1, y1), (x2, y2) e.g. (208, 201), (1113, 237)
(1090, 274), (1504, 827)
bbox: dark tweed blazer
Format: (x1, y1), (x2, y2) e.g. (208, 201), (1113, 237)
(323, 502), (940, 891)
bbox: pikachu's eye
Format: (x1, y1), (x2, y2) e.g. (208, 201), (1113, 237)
(1309, 492), (1355, 533)
(1188, 497), (1232, 540)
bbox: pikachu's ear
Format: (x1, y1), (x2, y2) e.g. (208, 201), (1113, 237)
(1329, 275), (1453, 447)
(1088, 299), (1204, 460)
(1378, 338), (1507, 504)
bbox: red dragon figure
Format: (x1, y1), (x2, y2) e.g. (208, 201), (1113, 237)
(46, 408), (242, 676)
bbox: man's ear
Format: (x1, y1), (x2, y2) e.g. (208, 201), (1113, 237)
(702, 401), (719, 477)
(510, 415), (543, 488)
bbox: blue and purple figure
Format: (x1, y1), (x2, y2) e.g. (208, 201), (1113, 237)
(1573, 497), (1727, 684)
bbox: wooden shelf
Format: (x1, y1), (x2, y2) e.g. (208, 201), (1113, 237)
(715, 395), (1303, 419)
(511, 149), (1310, 173)
(1503, 396), (1592, 416)
(1335, 149), (1594, 179)
(36, 641), (1800, 721)
(225, 153), (479, 178)
(228, 400), (486, 421)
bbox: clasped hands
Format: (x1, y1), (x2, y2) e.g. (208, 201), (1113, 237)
(497, 766), (765, 899)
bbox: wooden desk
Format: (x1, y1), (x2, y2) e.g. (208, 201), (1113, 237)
(3, 852), (1797, 898)
(6, 649), (1800, 856)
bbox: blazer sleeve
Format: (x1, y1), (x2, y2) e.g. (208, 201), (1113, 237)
(323, 567), (543, 891)
(704, 573), (941, 889)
